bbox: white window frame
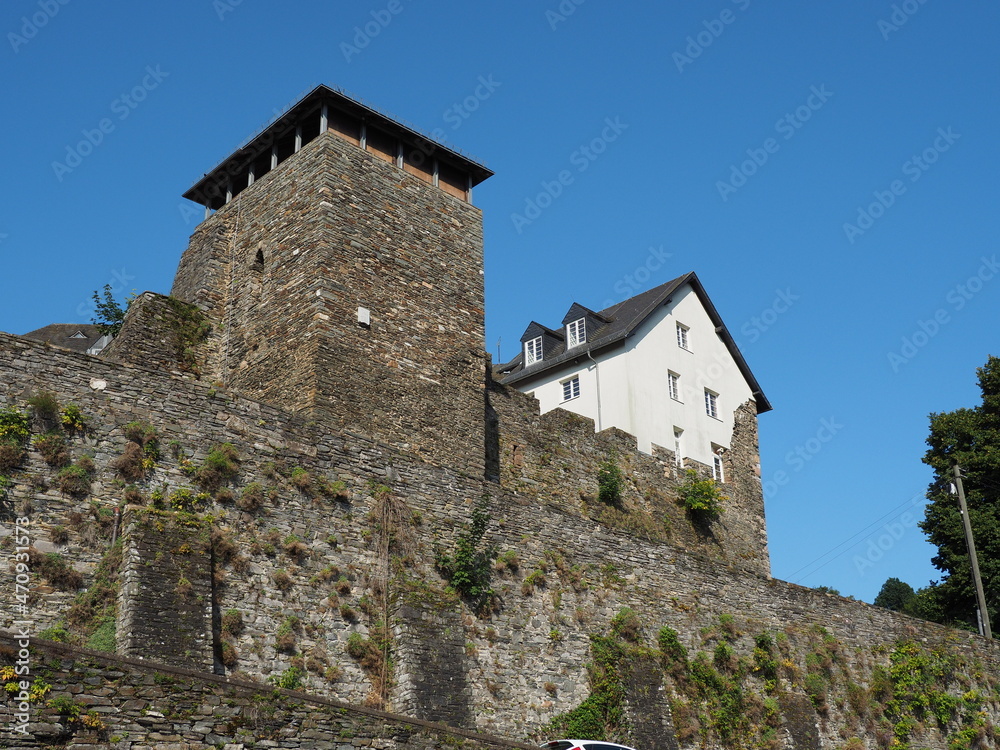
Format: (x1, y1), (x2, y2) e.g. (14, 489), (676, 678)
(676, 323), (690, 351)
(525, 336), (543, 365)
(567, 318), (586, 348)
(667, 371), (681, 402)
(673, 428), (684, 468)
(704, 389), (719, 419)
(561, 375), (581, 402)
(712, 447), (725, 482)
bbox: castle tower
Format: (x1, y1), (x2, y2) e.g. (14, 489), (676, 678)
(172, 86), (493, 474)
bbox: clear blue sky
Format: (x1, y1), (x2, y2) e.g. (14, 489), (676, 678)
(2, 1), (998, 604)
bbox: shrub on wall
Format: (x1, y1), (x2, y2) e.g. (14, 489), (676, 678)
(0, 407), (29, 472)
(677, 469), (726, 520)
(597, 452), (625, 506)
(434, 496), (497, 613)
(196, 443), (240, 490)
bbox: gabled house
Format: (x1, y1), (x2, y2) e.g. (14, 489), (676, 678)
(495, 272), (771, 476)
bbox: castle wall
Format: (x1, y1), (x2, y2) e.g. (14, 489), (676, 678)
(0, 635), (535, 750)
(3, 332), (999, 750)
(487, 376), (770, 575)
(116, 507), (215, 672)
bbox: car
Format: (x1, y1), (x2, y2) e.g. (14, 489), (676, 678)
(542, 740), (639, 750)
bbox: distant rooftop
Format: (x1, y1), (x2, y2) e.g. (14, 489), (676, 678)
(184, 84), (494, 211)
(22, 323), (110, 356)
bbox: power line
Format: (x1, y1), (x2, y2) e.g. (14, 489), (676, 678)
(788, 488), (933, 585)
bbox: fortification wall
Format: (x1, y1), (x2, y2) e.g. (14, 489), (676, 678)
(487, 375), (770, 575)
(3, 333), (998, 749)
(0, 635), (536, 750)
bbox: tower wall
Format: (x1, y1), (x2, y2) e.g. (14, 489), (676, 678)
(170, 131), (486, 475)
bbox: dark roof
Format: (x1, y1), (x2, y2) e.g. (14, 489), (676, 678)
(496, 272), (772, 414)
(183, 84), (494, 208)
(22, 324), (106, 354)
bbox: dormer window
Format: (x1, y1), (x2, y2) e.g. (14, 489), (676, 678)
(567, 318), (586, 348)
(525, 336), (543, 365)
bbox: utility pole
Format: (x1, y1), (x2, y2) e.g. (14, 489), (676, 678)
(952, 464), (992, 638)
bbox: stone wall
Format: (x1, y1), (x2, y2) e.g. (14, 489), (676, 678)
(3, 334), (999, 749)
(0, 635), (537, 750)
(168, 131), (488, 478)
(487, 373), (770, 576)
(116, 508), (214, 672)
(100, 292), (210, 379)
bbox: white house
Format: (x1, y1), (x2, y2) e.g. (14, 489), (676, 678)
(495, 272), (771, 477)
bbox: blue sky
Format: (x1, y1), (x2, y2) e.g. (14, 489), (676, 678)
(2, 1), (997, 604)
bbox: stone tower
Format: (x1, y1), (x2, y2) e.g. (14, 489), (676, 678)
(172, 86), (493, 475)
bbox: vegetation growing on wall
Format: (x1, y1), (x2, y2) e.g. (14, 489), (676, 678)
(434, 495), (497, 614)
(0, 406), (29, 473)
(677, 468), (726, 520)
(165, 296), (211, 374)
(597, 452), (626, 506)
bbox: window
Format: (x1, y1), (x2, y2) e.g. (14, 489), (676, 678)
(676, 323), (690, 350)
(712, 449), (725, 482)
(704, 389), (719, 419)
(562, 376), (580, 402)
(668, 371), (681, 401)
(525, 336), (543, 365)
(567, 318), (586, 348)
(673, 428), (684, 468)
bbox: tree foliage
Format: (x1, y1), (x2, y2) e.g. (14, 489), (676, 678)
(874, 577), (916, 612)
(918, 355), (1000, 631)
(91, 284), (127, 337)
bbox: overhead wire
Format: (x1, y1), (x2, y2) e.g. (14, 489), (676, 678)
(787, 476), (950, 585)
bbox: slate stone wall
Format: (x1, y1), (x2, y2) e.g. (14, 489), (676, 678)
(1, 333), (1000, 749)
(0, 635), (537, 750)
(167, 132), (487, 477)
(116, 507), (214, 672)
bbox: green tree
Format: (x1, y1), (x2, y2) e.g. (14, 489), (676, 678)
(919, 355), (1000, 631)
(873, 577), (916, 612)
(91, 284), (127, 337)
